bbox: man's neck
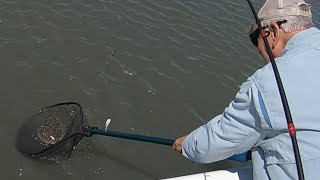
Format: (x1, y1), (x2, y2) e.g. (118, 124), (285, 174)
(284, 31), (302, 45)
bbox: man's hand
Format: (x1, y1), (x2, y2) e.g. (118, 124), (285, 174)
(173, 135), (187, 154)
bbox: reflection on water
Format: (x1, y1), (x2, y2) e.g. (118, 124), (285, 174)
(0, 0), (319, 179)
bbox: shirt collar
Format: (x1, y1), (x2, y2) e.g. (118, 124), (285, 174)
(282, 27), (320, 56)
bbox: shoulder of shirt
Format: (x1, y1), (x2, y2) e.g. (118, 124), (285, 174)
(250, 63), (273, 84)
(237, 65), (272, 93)
(241, 28), (320, 94)
(249, 27), (320, 89)
(239, 63), (273, 89)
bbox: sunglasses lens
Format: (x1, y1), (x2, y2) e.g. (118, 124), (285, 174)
(249, 29), (259, 47)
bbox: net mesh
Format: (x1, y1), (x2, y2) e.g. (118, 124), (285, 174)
(16, 102), (85, 158)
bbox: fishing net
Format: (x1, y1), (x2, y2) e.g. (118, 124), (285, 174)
(16, 102), (86, 158)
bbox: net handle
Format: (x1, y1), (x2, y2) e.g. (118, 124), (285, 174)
(85, 126), (250, 162)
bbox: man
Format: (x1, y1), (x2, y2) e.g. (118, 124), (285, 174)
(173, 0), (320, 179)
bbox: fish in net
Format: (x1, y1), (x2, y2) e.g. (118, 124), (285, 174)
(16, 102), (85, 158)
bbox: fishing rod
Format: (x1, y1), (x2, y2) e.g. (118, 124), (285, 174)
(246, 0), (305, 179)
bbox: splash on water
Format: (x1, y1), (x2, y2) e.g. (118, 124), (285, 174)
(16, 165), (23, 176)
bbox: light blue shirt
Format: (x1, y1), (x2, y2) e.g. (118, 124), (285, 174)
(182, 27), (320, 180)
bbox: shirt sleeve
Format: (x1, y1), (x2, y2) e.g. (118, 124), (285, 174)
(182, 78), (264, 164)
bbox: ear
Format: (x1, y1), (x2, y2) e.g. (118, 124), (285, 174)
(269, 22), (281, 49)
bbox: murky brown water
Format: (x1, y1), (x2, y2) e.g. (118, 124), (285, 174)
(0, 0), (319, 179)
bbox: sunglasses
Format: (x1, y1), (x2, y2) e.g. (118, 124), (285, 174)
(249, 20), (287, 47)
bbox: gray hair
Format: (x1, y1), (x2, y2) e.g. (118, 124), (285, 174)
(262, 16), (314, 33)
